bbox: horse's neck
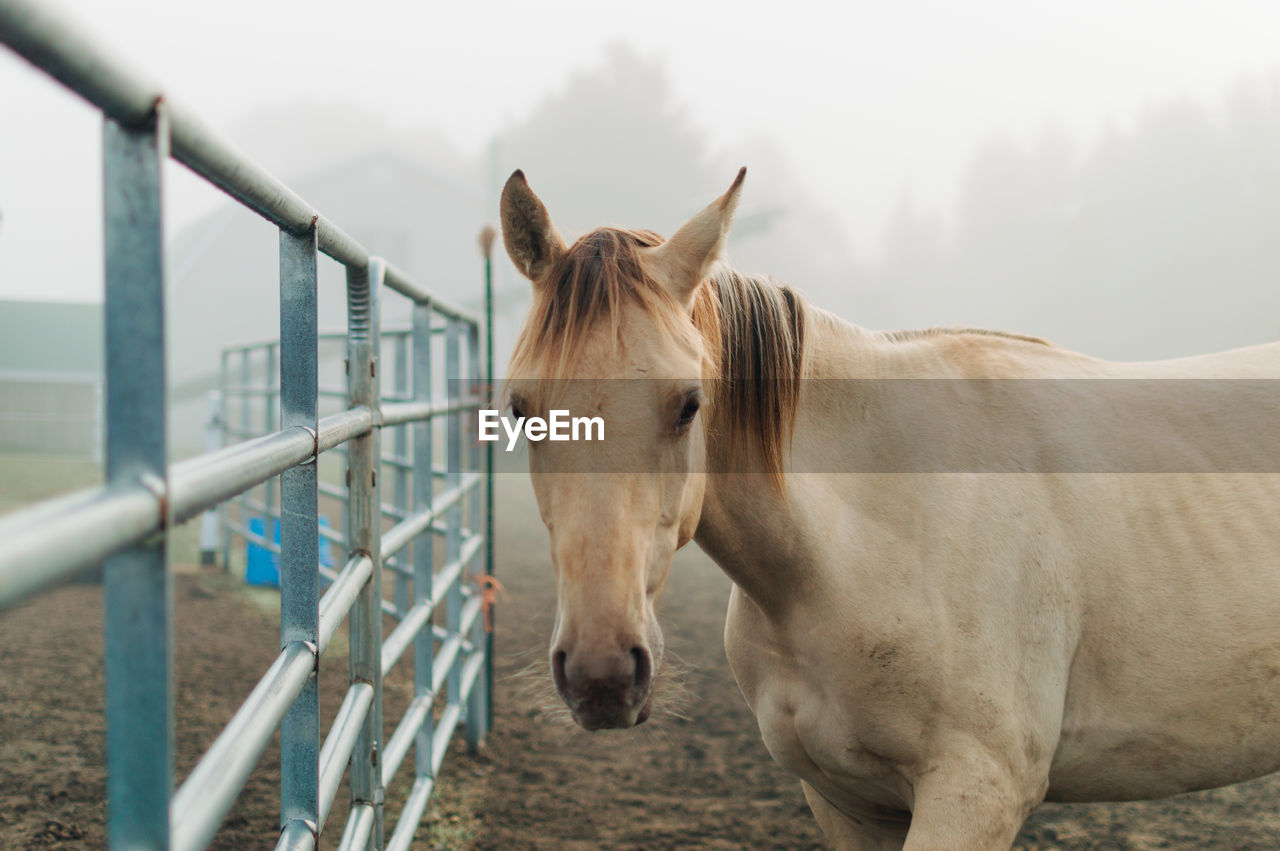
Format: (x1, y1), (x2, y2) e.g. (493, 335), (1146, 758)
(692, 308), (885, 614)
(692, 308), (1087, 615)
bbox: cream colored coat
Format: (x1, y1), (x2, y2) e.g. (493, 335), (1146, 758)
(501, 168), (1280, 849)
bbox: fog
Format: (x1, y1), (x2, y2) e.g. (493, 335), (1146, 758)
(2, 0), (1279, 362)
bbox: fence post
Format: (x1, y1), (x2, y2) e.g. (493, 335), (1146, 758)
(279, 224), (320, 846)
(345, 258), (384, 848)
(199, 391), (223, 566)
(218, 351), (232, 570)
(264, 341), (279, 546)
(480, 226), (496, 733)
(465, 322), (488, 751)
(392, 332), (410, 616)
(444, 319), (464, 744)
(102, 107), (171, 849)
(234, 346), (252, 571)
(410, 297), (435, 785)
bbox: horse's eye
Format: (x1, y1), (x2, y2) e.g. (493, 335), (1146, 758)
(511, 403), (526, 421)
(677, 396), (700, 429)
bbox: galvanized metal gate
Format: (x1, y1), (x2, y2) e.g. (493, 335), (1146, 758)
(0, 2), (495, 848)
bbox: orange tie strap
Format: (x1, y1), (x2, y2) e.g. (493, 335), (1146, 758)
(474, 574), (504, 633)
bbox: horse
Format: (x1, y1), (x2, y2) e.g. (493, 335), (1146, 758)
(498, 167), (1280, 849)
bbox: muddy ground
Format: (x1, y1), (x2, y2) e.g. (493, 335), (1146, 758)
(2, 471), (1279, 849)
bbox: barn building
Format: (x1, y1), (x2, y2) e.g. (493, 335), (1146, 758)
(0, 299), (102, 458)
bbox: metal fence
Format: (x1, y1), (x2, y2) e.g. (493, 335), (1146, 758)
(0, 1), (494, 849)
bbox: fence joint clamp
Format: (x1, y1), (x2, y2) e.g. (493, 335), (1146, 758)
(295, 425), (318, 464)
(280, 639), (319, 673)
(138, 471), (168, 529)
(279, 818), (318, 844)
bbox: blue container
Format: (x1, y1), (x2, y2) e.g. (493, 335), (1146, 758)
(245, 515), (333, 587)
(319, 515), (334, 568)
(245, 517), (279, 587)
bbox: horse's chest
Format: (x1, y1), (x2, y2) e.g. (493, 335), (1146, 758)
(747, 658), (912, 813)
(725, 594), (910, 811)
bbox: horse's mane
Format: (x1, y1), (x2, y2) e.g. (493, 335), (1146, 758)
(707, 267), (805, 485)
(880, 327), (1051, 346)
(507, 227), (806, 486)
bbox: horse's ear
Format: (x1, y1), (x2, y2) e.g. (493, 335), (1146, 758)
(648, 167), (746, 307)
(500, 170), (568, 283)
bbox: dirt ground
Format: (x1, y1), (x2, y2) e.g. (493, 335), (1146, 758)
(2, 472), (1280, 849)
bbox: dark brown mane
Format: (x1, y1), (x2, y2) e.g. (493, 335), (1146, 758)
(507, 227), (807, 486)
(703, 268), (806, 484)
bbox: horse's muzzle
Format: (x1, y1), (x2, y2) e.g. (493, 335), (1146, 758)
(552, 644), (653, 730)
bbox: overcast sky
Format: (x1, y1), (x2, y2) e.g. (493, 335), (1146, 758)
(2, 0), (1278, 302)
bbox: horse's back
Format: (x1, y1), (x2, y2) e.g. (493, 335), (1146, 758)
(1115, 338), (1280, 377)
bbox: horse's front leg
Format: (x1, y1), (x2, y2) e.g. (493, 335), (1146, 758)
(902, 742), (1045, 851)
(801, 782), (909, 850)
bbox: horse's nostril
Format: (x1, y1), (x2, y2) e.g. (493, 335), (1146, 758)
(630, 646), (652, 693)
(552, 649), (568, 695)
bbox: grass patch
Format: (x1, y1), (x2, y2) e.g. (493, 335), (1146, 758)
(0, 452), (102, 513)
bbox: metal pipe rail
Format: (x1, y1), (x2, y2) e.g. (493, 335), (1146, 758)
(0, 2), (495, 849)
(220, 325), (433, 356)
(318, 683), (375, 830)
(0, 406), (379, 609)
(0, 1), (478, 326)
(381, 472), (483, 559)
(385, 648), (486, 851)
(170, 642), (316, 851)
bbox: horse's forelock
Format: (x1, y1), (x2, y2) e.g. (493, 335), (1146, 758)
(508, 227), (692, 379)
(506, 230), (807, 490)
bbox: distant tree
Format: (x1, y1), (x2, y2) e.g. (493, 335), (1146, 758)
(495, 44), (862, 318)
(497, 43), (721, 236)
(866, 70), (1280, 359)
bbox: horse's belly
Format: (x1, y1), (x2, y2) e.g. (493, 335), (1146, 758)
(1048, 721), (1280, 802)
(1048, 639), (1280, 800)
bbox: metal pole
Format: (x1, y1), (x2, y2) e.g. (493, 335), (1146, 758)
(279, 224), (319, 843)
(218, 350), (231, 571)
(102, 107), (171, 849)
(237, 346), (252, 573)
(444, 320), (464, 740)
(410, 298), (435, 787)
(346, 258), (384, 848)
(198, 390), (222, 566)
(264, 341), (279, 560)
(464, 321), (487, 752)
(480, 226), (496, 733)
(392, 332), (409, 617)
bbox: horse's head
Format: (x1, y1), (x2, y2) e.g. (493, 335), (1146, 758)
(500, 168), (745, 729)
